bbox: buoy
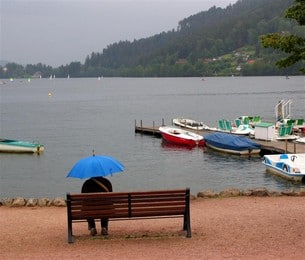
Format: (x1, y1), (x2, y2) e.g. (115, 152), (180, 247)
(48, 92), (52, 97)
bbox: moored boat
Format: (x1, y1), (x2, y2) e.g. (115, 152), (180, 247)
(204, 132), (261, 156)
(0, 139), (44, 153)
(295, 137), (305, 144)
(217, 119), (255, 136)
(159, 126), (204, 147)
(173, 118), (209, 131)
(262, 153), (305, 182)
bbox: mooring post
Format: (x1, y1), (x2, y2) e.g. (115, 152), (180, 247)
(140, 120), (143, 130)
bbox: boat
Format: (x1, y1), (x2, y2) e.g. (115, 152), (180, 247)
(275, 123), (299, 141)
(235, 115), (261, 127)
(262, 153), (305, 182)
(295, 137), (305, 144)
(217, 119), (255, 136)
(159, 126), (204, 147)
(0, 139), (44, 153)
(204, 132), (261, 156)
(277, 118), (305, 133)
(173, 118), (209, 131)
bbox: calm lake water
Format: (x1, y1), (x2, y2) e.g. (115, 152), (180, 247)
(0, 76), (305, 198)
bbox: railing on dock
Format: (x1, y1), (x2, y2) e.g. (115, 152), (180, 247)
(134, 119), (169, 137)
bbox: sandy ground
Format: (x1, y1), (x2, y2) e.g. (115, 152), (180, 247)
(1, 196), (305, 259)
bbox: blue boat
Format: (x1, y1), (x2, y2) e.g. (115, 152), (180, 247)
(204, 132), (261, 156)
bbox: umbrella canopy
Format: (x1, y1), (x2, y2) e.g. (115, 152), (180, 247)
(67, 155), (125, 179)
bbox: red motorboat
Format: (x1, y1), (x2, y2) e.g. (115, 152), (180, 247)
(159, 126), (204, 147)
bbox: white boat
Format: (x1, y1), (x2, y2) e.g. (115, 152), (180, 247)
(0, 139), (44, 153)
(275, 123), (299, 141)
(295, 137), (305, 144)
(173, 118), (209, 131)
(159, 126), (204, 147)
(277, 118), (305, 133)
(235, 115), (261, 127)
(262, 153), (305, 182)
(217, 119), (255, 136)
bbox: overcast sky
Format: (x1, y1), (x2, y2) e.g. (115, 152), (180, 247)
(0, 0), (237, 67)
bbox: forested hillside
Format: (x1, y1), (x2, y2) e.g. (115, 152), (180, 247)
(2, 0), (304, 78)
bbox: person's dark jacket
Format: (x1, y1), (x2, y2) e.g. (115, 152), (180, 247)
(81, 177), (112, 193)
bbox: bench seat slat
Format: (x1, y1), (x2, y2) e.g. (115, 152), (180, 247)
(71, 206), (185, 219)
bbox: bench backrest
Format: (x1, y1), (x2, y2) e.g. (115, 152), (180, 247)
(67, 188), (190, 220)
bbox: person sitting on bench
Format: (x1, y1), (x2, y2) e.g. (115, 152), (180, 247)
(81, 177), (112, 236)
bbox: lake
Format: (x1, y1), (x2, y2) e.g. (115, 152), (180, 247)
(0, 76), (305, 198)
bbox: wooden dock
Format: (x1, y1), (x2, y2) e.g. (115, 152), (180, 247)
(134, 120), (163, 137)
(134, 120), (305, 154)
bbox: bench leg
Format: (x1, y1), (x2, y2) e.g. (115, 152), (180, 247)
(66, 196), (74, 243)
(185, 221), (191, 238)
(183, 214), (192, 238)
(68, 221), (73, 243)
(184, 188), (191, 238)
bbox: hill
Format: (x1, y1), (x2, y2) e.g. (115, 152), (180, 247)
(82, 0), (303, 77)
(1, 0), (304, 78)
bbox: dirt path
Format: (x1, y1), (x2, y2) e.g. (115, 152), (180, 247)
(1, 196), (305, 259)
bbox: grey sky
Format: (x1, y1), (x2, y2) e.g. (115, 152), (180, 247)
(0, 0), (236, 67)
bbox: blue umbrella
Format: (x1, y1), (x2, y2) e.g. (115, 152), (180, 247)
(67, 154), (125, 179)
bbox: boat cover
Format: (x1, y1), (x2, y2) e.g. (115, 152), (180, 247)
(204, 132), (261, 151)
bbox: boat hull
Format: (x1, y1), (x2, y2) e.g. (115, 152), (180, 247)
(263, 154), (305, 182)
(0, 139), (44, 153)
(159, 126), (204, 147)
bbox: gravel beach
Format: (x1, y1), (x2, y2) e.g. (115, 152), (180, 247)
(1, 196), (305, 259)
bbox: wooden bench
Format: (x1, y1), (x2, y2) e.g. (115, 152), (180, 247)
(66, 188), (191, 243)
